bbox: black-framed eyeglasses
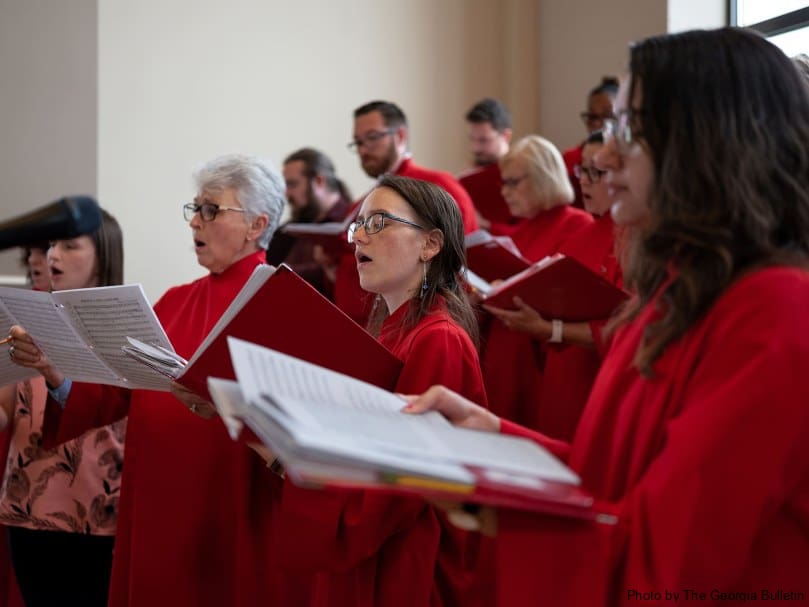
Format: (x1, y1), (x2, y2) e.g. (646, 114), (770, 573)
(602, 109), (644, 154)
(573, 164), (607, 183)
(183, 202), (246, 222)
(580, 111), (614, 125)
(501, 174), (529, 189)
(347, 211), (425, 243)
(347, 129), (396, 152)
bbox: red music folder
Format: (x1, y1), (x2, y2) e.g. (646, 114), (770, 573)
(464, 230), (531, 282)
(483, 254), (629, 322)
(280, 207), (358, 259)
(174, 264), (402, 399)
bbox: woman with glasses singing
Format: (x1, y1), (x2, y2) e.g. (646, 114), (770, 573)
(481, 135), (591, 431)
(562, 76), (619, 208)
(490, 129), (625, 442)
(406, 27), (809, 605)
(273, 175), (492, 606)
(9, 154), (288, 607)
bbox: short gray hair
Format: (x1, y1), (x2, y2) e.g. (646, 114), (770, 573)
(194, 154), (286, 249)
(501, 136), (574, 205)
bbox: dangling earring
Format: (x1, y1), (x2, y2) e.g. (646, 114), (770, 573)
(420, 257), (429, 298)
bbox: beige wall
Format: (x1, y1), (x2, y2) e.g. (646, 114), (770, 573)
(2, 0), (726, 300)
(0, 0), (97, 281)
(536, 0), (668, 153)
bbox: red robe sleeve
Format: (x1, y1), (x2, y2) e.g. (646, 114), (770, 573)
(41, 382), (131, 450)
(499, 419), (570, 462)
(496, 269), (809, 606)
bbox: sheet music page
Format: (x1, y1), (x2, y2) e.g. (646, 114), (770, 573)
(243, 401), (474, 484)
(463, 229), (494, 248)
(282, 207), (358, 236)
(228, 338), (578, 483)
(0, 298), (39, 385)
(207, 377), (250, 440)
(53, 285), (173, 390)
(183, 265), (276, 369)
(0, 287), (121, 384)
(463, 268), (492, 296)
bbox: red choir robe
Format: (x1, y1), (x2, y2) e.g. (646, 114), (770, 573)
(532, 213), (623, 441)
(481, 205), (592, 428)
(273, 298), (491, 607)
(458, 163), (522, 236)
(497, 267), (809, 606)
(333, 160), (479, 327)
(40, 251), (288, 607)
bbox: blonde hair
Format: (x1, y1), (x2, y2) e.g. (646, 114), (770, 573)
(501, 135), (574, 207)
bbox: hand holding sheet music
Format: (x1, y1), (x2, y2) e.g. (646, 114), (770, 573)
(214, 337), (610, 522)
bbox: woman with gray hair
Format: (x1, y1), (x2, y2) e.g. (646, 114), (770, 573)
(481, 135), (592, 431)
(9, 153), (287, 607)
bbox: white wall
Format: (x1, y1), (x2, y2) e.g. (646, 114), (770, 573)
(0, 0), (97, 279)
(2, 0), (728, 299)
(98, 0), (523, 301)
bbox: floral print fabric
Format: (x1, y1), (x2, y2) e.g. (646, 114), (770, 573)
(0, 379), (125, 535)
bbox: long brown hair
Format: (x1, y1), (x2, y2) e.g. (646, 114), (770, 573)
(366, 175), (479, 347)
(90, 208), (124, 287)
(615, 28), (809, 375)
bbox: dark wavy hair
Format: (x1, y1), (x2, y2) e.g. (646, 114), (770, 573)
(615, 27), (809, 375)
(366, 175), (479, 347)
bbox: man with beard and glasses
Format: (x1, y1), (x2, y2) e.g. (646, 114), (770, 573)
(266, 148), (352, 297)
(458, 98), (522, 235)
(331, 100), (479, 324)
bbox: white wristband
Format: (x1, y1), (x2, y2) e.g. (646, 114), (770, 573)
(548, 319), (563, 343)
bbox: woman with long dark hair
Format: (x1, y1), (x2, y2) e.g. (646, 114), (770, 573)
(406, 27), (809, 605)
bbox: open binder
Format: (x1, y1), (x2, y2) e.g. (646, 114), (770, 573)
(123, 264), (402, 398)
(464, 230), (530, 282)
(0, 284), (174, 390)
(211, 337), (614, 523)
(280, 207), (358, 258)
(481, 254), (629, 322)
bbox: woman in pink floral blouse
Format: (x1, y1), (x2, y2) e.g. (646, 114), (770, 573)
(0, 208), (125, 607)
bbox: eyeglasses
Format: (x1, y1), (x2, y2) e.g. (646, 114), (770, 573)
(183, 202), (246, 222)
(347, 129), (396, 152)
(501, 174), (529, 189)
(580, 111), (614, 126)
(347, 211), (425, 243)
(573, 164), (607, 183)
(602, 109), (644, 154)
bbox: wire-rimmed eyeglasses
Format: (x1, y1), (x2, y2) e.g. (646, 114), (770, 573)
(573, 164), (607, 183)
(347, 211), (425, 243)
(347, 129), (396, 153)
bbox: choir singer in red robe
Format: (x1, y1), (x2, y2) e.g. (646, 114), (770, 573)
(404, 27), (809, 606)
(270, 175), (492, 606)
(8, 154), (288, 607)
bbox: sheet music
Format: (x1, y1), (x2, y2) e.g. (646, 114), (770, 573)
(228, 338), (579, 484)
(0, 287), (119, 383)
(0, 297), (39, 386)
(0, 285), (173, 390)
(54, 285), (174, 390)
(207, 377), (250, 440)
